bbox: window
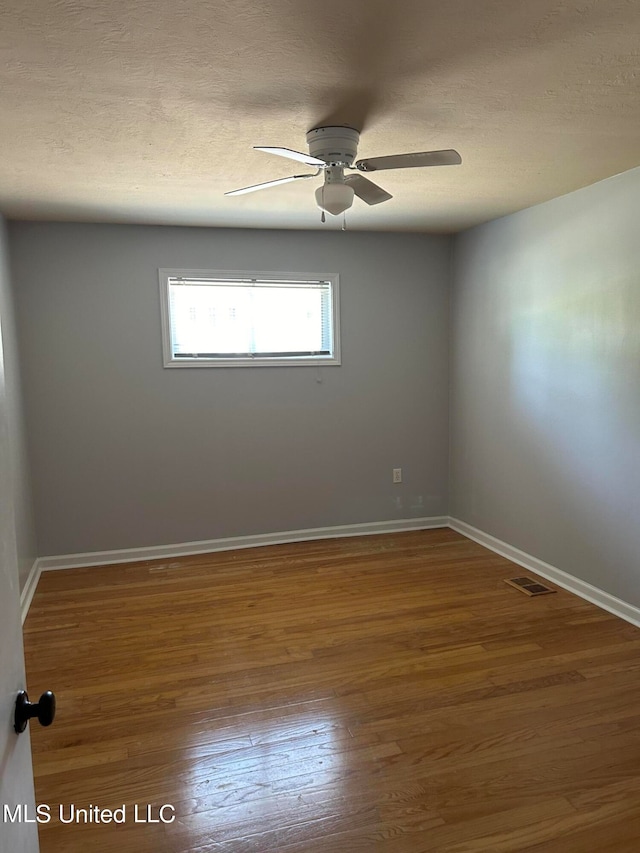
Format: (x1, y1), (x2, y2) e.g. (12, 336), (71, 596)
(159, 269), (341, 368)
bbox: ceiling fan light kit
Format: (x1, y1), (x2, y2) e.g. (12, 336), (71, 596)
(225, 125), (462, 219)
(315, 180), (355, 216)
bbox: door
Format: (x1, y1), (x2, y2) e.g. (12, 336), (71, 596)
(0, 317), (39, 850)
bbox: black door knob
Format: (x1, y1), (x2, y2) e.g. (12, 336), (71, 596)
(14, 690), (56, 734)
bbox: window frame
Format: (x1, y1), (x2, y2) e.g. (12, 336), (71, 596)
(159, 268), (341, 368)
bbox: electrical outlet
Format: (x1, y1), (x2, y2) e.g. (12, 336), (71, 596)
(393, 468), (402, 484)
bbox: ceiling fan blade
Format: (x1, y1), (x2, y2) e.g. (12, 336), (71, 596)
(344, 174), (392, 205)
(355, 149), (462, 172)
(254, 146), (326, 167)
(225, 173), (317, 197)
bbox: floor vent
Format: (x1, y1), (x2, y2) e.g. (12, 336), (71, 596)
(504, 576), (557, 596)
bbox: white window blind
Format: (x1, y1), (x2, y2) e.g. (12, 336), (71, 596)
(159, 270), (340, 367)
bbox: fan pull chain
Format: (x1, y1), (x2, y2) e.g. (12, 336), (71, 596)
(320, 211), (325, 223)
(342, 212), (347, 231)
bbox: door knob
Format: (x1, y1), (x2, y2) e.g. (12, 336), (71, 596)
(14, 690), (56, 734)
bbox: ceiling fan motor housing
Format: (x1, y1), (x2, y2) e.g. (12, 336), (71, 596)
(306, 126), (360, 166)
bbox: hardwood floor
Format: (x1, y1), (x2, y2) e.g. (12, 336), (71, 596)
(23, 528), (640, 852)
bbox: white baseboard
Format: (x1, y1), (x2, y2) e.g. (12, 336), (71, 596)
(35, 516), (449, 573)
(24, 516), (640, 632)
(449, 517), (640, 629)
(20, 560), (42, 625)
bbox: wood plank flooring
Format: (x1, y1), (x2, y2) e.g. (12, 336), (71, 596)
(23, 529), (640, 852)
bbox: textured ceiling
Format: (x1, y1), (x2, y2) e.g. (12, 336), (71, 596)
(1, 0), (639, 232)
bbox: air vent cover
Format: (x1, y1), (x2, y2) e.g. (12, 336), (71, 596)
(504, 576), (557, 596)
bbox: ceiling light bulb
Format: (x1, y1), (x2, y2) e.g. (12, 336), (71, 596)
(315, 182), (355, 216)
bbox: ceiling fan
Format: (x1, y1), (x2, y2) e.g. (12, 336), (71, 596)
(225, 126), (462, 216)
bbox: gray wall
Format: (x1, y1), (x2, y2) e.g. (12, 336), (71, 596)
(450, 167), (640, 606)
(0, 217), (37, 591)
(10, 223), (451, 556)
